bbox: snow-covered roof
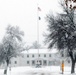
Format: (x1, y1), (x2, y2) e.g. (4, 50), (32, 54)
(21, 48), (58, 54)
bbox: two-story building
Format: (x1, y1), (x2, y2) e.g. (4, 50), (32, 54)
(8, 49), (59, 67)
(0, 48), (71, 68)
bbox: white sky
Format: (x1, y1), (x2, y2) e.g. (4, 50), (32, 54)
(0, 0), (63, 46)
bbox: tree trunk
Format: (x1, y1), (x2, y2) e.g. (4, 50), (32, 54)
(4, 69), (7, 75)
(4, 63), (8, 75)
(69, 51), (75, 73)
(4, 59), (9, 75)
(71, 60), (75, 73)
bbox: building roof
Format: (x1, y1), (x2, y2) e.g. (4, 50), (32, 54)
(21, 48), (58, 54)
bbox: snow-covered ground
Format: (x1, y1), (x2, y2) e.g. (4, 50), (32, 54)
(0, 66), (76, 75)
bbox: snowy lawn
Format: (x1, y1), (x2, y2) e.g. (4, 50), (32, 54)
(0, 66), (76, 75)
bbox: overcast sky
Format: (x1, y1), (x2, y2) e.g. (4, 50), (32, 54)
(0, 0), (63, 46)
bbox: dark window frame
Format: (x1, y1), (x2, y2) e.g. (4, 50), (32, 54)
(15, 61), (17, 64)
(32, 60), (35, 65)
(44, 54), (46, 57)
(49, 54), (51, 57)
(27, 61), (29, 64)
(43, 60), (47, 65)
(39, 54), (40, 57)
(32, 54), (34, 57)
(27, 54), (29, 57)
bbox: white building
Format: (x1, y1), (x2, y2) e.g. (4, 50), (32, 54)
(0, 49), (71, 69)
(7, 49), (59, 67)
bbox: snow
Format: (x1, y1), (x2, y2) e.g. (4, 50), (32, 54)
(21, 48), (58, 54)
(0, 66), (76, 75)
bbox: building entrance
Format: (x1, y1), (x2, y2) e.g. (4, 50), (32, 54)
(35, 60), (42, 67)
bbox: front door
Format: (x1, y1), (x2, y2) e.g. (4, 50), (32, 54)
(39, 60), (42, 65)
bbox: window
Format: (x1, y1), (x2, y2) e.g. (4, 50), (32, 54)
(62, 54), (64, 57)
(43, 60), (47, 65)
(32, 60), (35, 65)
(39, 54), (40, 57)
(15, 61), (17, 64)
(27, 54), (29, 57)
(27, 61), (29, 64)
(68, 60), (70, 63)
(32, 54), (34, 57)
(39, 60), (42, 65)
(44, 54), (46, 57)
(48, 61), (51, 65)
(49, 54), (51, 57)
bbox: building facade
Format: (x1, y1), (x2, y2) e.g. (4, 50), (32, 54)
(9, 49), (59, 67)
(0, 49), (60, 68)
(0, 49), (71, 68)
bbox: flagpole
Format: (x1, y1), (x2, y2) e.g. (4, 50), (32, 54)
(37, 3), (39, 65)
